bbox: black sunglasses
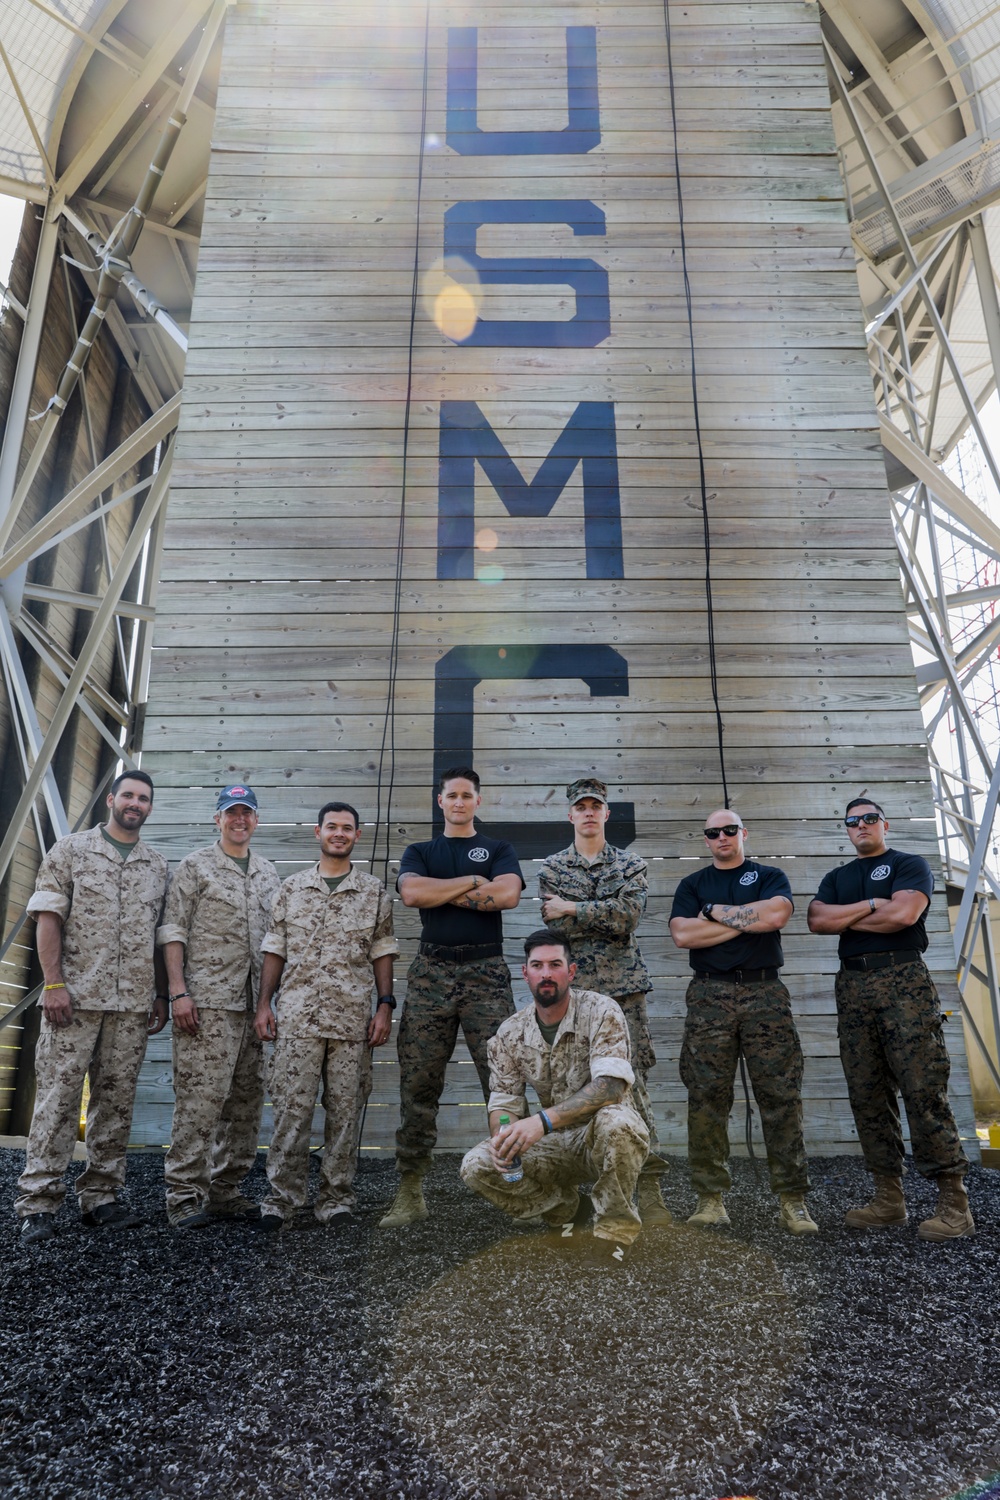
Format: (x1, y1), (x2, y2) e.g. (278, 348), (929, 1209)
(704, 824), (741, 839)
(844, 812), (882, 827)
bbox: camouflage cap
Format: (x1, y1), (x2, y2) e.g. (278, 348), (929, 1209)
(566, 777), (609, 807)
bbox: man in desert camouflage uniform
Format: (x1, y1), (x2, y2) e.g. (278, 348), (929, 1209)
(809, 795), (973, 1241)
(539, 776), (670, 1226)
(16, 771), (169, 1245)
(669, 809), (817, 1236)
(158, 784), (280, 1228)
(254, 801), (398, 1229)
(379, 766), (524, 1230)
(461, 930), (649, 1267)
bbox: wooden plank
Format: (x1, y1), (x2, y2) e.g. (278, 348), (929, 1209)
(140, 704), (927, 748)
(158, 547), (900, 586)
(142, 741), (933, 783)
(148, 639), (921, 681)
(163, 490), (898, 524)
(149, 609), (913, 648)
(142, 673), (922, 715)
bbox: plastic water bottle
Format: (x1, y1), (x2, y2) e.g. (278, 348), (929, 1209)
(497, 1113), (523, 1183)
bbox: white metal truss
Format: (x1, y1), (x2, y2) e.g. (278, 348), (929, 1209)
(821, 1), (1000, 1100)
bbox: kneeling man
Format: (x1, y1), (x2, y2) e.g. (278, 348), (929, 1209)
(461, 929), (649, 1266)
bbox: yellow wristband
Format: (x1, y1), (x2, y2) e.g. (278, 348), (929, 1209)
(43, 983), (66, 991)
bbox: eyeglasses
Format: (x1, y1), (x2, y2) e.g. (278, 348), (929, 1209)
(704, 824), (742, 839)
(844, 812), (883, 827)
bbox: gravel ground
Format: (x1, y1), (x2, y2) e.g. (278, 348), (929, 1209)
(2, 1147), (999, 1500)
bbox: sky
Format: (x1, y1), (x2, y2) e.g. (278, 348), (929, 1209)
(0, 194), (26, 286)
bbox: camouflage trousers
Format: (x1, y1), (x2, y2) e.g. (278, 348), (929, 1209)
(461, 1103), (648, 1245)
(16, 1009), (149, 1217)
(395, 952), (514, 1175)
(617, 991), (666, 1178)
(262, 1034), (372, 1220)
(164, 1006), (264, 1221)
(679, 976), (810, 1196)
(835, 959), (966, 1180)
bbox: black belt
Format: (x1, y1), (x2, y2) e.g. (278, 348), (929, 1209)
(419, 941), (504, 964)
(693, 967), (779, 985)
(841, 950), (922, 973)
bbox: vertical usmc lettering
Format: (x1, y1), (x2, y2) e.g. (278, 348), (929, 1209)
(434, 19), (631, 853)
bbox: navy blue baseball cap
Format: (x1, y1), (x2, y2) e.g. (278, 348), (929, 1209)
(216, 783), (258, 812)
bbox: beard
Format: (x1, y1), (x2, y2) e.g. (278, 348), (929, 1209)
(113, 805), (147, 827)
(533, 981), (566, 1010)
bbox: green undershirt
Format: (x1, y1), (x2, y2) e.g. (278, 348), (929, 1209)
(101, 827), (136, 860)
(224, 852), (251, 874)
(323, 873), (350, 891)
(536, 1016), (561, 1046)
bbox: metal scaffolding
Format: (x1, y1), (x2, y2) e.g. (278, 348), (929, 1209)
(0, 2), (230, 1085)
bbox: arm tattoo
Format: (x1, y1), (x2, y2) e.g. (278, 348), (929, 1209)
(457, 893), (498, 911)
(715, 904), (759, 931)
(552, 1074), (626, 1129)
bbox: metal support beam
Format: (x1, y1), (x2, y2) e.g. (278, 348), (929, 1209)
(0, 446), (174, 886)
(967, 214), (1000, 398)
(0, 392), (180, 568)
(827, 39), (1000, 498)
(0, 206), (60, 528)
(0, 611), (68, 840)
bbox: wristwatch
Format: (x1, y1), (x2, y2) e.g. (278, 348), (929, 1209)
(377, 994), (397, 1011)
(700, 903), (715, 921)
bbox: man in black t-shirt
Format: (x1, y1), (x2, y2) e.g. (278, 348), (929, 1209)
(669, 809), (815, 1235)
(809, 796), (972, 1241)
(378, 766), (524, 1229)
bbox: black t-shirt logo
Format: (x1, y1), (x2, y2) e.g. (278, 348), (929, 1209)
(871, 864), (891, 881)
(738, 869), (758, 886)
(468, 847), (490, 863)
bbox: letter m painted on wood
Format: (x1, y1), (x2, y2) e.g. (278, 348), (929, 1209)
(437, 401), (624, 579)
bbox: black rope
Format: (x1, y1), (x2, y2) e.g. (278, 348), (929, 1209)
(662, 0), (755, 1165)
(372, 0), (432, 889)
(362, 0), (431, 1169)
(661, 0), (729, 808)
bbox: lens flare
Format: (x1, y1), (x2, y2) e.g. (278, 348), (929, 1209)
(421, 256), (481, 343)
(475, 528), (498, 552)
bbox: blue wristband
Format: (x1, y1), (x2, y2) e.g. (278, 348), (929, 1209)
(539, 1109), (553, 1135)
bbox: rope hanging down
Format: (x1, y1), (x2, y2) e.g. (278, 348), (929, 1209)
(662, 0), (761, 1169)
(372, 0), (432, 889)
(661, 0), (729, 808)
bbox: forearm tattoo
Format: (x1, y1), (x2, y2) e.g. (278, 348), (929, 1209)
(715, 904), (760, 931)
(456, 892), (498, 911)
(552, 1074), (626, 1129)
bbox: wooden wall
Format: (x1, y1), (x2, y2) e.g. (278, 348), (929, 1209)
(138, 0), (977, 1157)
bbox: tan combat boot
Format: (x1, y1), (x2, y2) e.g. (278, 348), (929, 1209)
(917, 1173), (975, 1242)
(687, 1192), (730, 1228)
(638, 1177), (673, 1227)
(844, 1174), (907, 1229)
(378, 1172), (428, 1229)
(779, 1194), (819, 1235)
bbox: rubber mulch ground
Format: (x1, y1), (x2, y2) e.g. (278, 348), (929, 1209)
(2, 1147), (999, 1500)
